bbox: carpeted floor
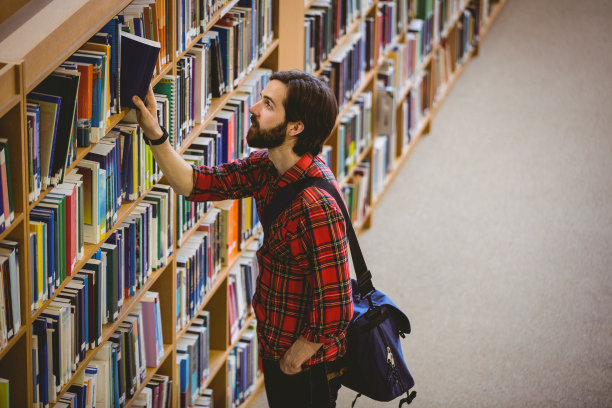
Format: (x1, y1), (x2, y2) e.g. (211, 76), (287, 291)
(249, 0), (612, 406)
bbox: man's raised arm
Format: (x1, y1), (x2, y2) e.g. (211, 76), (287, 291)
(132, 86), (194, 196)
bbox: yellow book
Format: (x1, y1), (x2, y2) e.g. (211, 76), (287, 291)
(0, 377), (9, 408)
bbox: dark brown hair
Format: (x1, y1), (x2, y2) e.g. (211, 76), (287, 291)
(270, 70), (338, 156)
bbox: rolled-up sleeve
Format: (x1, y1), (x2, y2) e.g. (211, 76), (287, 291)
(186, 151), (269, 201)
(299, 194), (353, 357)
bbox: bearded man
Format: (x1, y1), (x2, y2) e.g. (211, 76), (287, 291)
(133, 70), (353, 408)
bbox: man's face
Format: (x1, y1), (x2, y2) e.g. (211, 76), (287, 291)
(247, 80), (289, 149)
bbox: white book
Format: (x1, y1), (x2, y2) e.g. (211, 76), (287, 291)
(0, 242), (20, 337)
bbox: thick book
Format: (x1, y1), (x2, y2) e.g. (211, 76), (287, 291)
(0, 241), (21, 337)
(33, 71), (80, 185)
(0, 378), (8, 408)
(120, 31), (161, 109)
(68, 53), (104, 142)
(27, 93), (62, 189)
(141, 291), (163, 368)
(74, 62), (93, 147)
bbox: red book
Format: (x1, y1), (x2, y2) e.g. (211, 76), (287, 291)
(53, 183), (77, 275)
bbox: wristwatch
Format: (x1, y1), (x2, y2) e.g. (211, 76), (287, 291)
(143, 126), (169, 146)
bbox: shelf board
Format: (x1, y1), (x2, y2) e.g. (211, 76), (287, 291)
(397, 50), (435, 102)
(0, 323), (26, 361)
(177, 38), (280, 155)
(0, 212), (24, 242)
(354, 206), (372, 236)
(237, 374), (265, 408)
(0, 61), (20, 117)
(229, 313), (256, 349)
(432, 46), (476, 116)
(152, 62), (174, 85)
(203, 348), (227, 390)
(124, 343), (174, 408)
(51, 259), (174, 405)
(338, 143), (373, 189)
(176, 267), (230, 339)
(200, 313), (256, 392)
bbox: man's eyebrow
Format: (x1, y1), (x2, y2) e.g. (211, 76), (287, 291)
(260, 93), (276, 106)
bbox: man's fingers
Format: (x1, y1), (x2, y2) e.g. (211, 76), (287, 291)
(146, 85), (155, 105)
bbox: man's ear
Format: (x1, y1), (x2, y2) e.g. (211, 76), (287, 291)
(288, 121), (304, 137)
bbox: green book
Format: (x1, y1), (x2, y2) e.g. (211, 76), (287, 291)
(153, 77), (176, 145)
(40, 196), (67, 284)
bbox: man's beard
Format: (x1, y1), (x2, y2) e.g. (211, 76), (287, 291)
(246, 115), (288, 149)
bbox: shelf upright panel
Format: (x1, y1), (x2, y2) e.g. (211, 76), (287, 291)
(0, 59), (32, 408)
(275, 0), (306, 71)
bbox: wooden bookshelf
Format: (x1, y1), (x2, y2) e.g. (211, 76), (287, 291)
(0, 0), (506, 406)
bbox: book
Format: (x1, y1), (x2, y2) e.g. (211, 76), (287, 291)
(120, 31), (161, 109)
(27, 93), (62, 189)
(0, 241), (21, 340)
(0, 140), (14, 230)
(0, 378), (8, 408)
(71, 62), (94, 147)
(68, 52), (104, 142)
(32, 70), (81, 185)
(140, 291), (164, 367)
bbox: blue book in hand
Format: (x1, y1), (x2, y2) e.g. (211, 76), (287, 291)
(120, 31), (161, 109)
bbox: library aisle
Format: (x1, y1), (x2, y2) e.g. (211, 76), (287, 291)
(250, 0), (612, 407)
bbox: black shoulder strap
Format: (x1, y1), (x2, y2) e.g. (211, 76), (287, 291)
(261, 177), (374, 297)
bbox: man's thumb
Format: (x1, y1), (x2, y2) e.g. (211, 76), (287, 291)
(132, 95), (144, 110)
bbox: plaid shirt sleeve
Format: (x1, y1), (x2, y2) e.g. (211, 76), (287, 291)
(186, 151), (269, 202)
(298, 192), (353, 353)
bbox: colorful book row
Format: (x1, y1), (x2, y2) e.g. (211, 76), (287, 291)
(33, 290), (165, 407)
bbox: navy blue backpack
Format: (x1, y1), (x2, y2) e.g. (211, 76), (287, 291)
(262, 177), (417, 407)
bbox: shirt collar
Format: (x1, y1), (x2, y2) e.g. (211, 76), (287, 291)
(276, 153), (314, 188)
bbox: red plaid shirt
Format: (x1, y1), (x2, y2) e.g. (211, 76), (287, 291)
(187, 150), (353, 365)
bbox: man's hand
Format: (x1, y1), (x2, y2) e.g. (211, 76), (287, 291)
(280, 336), (323, 375)
(132, 85), (164, 141)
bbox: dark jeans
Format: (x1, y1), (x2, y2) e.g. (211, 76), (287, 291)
(262, 359), (343, 408)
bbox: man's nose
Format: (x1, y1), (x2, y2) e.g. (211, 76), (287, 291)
(250, 99), (264, 115)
